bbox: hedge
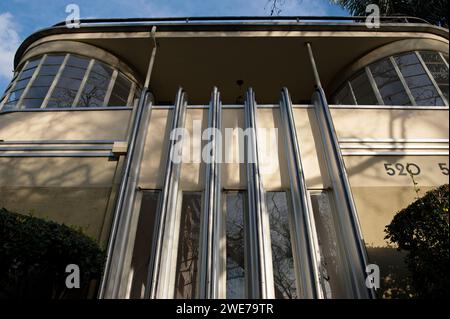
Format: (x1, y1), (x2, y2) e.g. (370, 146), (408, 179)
(0, 207), (105, 299)
(385, 184), (449, 299)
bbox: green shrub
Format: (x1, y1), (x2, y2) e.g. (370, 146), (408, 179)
(0, 208), (105, 299)
(385, 184), (449, 299)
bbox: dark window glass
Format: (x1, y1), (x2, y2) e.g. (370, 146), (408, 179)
(37, 65), (60, 76)
(419, 51), (449, 102)
(33, 75), (54, 87)
(66, 55), (90, 69)
(25, 57), (41, 70)
(7, 89), (24, 103)
(370, 58), (411, 106)
(49, 63), (87, 108)
(77, 61), (113, 107)
(129, 191), (159, 299)
(174, 193), (202, 299)
(394, 52), (444, 106)
(108, 73), (132, 106)
(25, 86), (49, 99)
(60, 66), (86, 80)
(350, 70), (379, 105)
(225, 192), (246, 299)
(334, 83), (355, 105)
(266, 192), (297, 299)
(21, 99), (43, 109)
(14, 79), (29, 91)
(19, 67), (38, 80)
(44, 54), (65, 65)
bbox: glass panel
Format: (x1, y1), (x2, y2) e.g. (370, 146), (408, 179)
(7, 89), (24, 103)
(174, 193), (202, 299)
(419, 51), (449, 102)
(33, 75), (54, 87)
(66, 55), (90, 69)
(24, 57), (41, 70)
(266, 192), (297, 299)
(225, 192), (246, 299)
(350, 70), (379, 105)
(21, 99), (43, 109)
(37, 65), (60, 76)
(48, 63), (87, 108)
(108, 73), (132, 106)
(44, 54), (65, 65)
(370, 58), (411, 106)
(77, 61), (113, 107)
(19, 67), (38, 80)
(334, 83), (355, 105)
(13, 79), (29, 91)
(60, 66), (86, 80)
(310, 191), (348, 298)
(25, 86), (49, 99)
(394, 52), (444, 106)
(129, 191), (159, 299)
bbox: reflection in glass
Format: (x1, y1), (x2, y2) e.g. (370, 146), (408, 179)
(1, 53), (139, 110)
(394, 52), (444, 106)
(21, 55), (65, 108)
(225, 192), (246, 299)
(108, 73), (132, 106)
(350, 70), (379, 105)
(77, 61), (113, 107)
(3, 58), (42, 109)
(419, 51), (449, 102)
(48, 55), (88, 108)
(129, 191), (159, 298)
(266, 192), (297, 299)
(174, 193), (202, 299)
(332, 50), (448, 107)
(334, 82), (354, 105)
(370, 58), (411, 106)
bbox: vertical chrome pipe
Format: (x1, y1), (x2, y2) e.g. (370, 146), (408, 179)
(199, 87), (222, 298)
(279, 87), (323, 298)
(306, 42), (374, 299)
(99, 27), (158, 299)
(146, 87), (187, 299)
(99, 90), (152, 298)
(244, 88), (273, 298)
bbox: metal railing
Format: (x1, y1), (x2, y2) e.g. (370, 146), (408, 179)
(52, 15), (431, 27)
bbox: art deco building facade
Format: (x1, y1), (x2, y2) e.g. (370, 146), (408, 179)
(0, 16), (448, 299)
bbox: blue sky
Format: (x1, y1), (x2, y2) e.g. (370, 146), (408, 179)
(0, 0), (347, 93)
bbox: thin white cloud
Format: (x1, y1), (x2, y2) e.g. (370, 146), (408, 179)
(0, 12), (21, 81)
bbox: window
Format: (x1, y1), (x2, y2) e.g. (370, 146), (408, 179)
(332, 50), (449, 107)
(2, 57), (41, 109)
(174, 193), (202, 299)
(350, 70), (379, 105)
(266, 191), (297, 299)
(129, 191), (160, 299)
(370, 58), (411, 106)
(419, 51), (449, 102)
(22, 55), (65, 109)
(108, 73), (132, 107)
(77, 61), (113, 107)
(1, 53), (140, 110)
(334, 82), (355, 105)
(394, 52), (444, 106)
(225, 192), (246, 299)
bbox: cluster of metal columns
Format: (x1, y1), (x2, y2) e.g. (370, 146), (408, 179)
(98, 30), (374, 299)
